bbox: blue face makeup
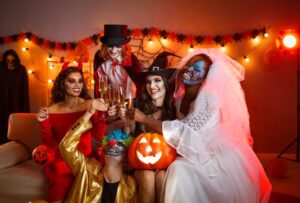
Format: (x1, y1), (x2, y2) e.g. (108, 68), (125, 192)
(182, 60), (207, 85)
(192, 61), (206, 78)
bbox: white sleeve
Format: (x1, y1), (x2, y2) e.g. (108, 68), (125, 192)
(162, 92), (219, 165)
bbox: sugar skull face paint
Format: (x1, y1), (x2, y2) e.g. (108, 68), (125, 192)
(192, 61), (206, 78)
(182, 60), (208, 85)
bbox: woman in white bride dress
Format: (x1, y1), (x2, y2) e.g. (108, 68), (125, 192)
(132, 48), (272, 203)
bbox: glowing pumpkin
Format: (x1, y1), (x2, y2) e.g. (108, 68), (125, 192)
(128, 132), (177, 169)
(32, 144), (55, 165)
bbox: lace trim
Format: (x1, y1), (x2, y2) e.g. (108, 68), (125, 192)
(182, 93), (215, 131)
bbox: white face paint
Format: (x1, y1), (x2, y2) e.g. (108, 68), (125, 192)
(146, 75), (166, 106)
(107, 46), (122, 60)
(64, 72), (83, 97)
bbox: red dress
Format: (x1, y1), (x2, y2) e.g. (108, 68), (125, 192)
(39, 111), (105, 202)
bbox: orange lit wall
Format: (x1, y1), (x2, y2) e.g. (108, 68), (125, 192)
(0, 0), (299, 153)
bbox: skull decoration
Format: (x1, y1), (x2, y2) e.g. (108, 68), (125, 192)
(128, 132), (177, 169)
(32, 144), (55, 165)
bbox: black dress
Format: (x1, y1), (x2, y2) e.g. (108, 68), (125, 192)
(0, 62), (30, 144)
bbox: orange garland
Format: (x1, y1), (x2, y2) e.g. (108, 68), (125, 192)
(0, 26), (267, 51)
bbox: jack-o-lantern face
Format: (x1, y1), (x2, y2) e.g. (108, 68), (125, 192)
(32, 144), (55, 165)
(128, 132), (177, 169)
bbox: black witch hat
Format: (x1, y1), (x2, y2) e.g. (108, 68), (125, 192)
(138, 51), (180, 82)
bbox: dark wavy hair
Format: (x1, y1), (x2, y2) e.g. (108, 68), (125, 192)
(138, 75), (175, 121)
(51, 67), (91, 104)
(1, 49), (21, 67)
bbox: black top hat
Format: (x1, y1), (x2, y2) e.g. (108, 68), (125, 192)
(100, 24), (131, 46)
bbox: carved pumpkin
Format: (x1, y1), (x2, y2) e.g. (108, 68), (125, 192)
(32, 144), (55, 165)
(128, 132), (177, 169)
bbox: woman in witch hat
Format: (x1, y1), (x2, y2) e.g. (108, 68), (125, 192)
(120, 51), (178, 203)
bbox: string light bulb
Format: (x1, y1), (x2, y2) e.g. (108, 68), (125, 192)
(277, 30), (298, 50)
(28, 69), (34, 74)
(49, 64), (55, 70)
(161, 37), (167, 44)
(22, 47), (29, 52)
(220, 44), (226, 52)
(48, 79), (53, 84)
(282, 33), (298, 49)
(244, 56), (250, 63)
(264, 32), (269, 38)
(148, 39), (153, 45)
(188, 45), (194, 53)
(47, 54), (52, 61)
(24, 38), (29, 43)
(252, 36), (260, 44)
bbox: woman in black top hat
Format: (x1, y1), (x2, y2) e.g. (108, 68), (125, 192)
(93, 24), (142, 203)
(93, 24), (141, 100)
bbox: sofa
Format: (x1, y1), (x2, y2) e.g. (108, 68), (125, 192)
(0, 113), (48, 203)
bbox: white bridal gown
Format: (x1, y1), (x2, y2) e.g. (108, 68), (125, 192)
(160, 48), (272, 203)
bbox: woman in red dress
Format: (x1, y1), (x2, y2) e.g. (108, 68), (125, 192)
(35, 62), (106, 203)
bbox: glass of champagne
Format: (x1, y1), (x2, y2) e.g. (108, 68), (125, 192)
(125, 95), (135, 120)
(117, 87), (125, 106)
(107, 84), (118, 120)
(98, 75), (108, 120)
(98, 75), (108, 99)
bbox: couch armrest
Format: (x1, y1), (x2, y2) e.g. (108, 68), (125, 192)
(7, 113), (40, 153)
(0, 141), (30, 170)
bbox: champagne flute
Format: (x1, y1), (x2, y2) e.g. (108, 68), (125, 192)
(107, 84), (118, 120)
(98, 75), (108, 99)
(125, 95), (135, 120)
(117, 87), (125, 106)
(98, 75), (108, 120)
